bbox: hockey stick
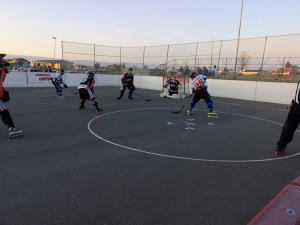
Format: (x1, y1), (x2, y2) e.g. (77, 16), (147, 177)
(66, 88), (78, 95)
(134, 91), (151, 101)
(172, 104), (185, 114)
(172, 93), (193, 114)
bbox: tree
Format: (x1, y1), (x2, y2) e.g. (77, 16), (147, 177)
(94, 63), (100, 69)
(285, 61), (292, 68)
(238, 51), (250, 72)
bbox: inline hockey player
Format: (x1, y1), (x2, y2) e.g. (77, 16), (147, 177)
(77, 72), (103, 113)
(187, 72), (218, 118)
(0, 59), (23, 138)
(50, 69), (68, 99)
(117, 67), (135, 100)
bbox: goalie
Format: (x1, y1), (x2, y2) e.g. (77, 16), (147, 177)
(160, 75), (185, 99)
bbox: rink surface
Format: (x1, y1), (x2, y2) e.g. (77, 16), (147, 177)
(1, 86), (300, 225)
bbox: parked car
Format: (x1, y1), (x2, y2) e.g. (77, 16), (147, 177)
(28, 67), (43, 72)
(240, 69), (266, 76)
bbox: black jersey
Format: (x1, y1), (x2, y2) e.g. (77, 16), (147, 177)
(121, 73), (134, 85)
(167, 79), (180, 91)
(293, 81), (300, 104)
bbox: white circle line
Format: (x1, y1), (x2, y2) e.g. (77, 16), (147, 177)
(87, 108), (300, 163)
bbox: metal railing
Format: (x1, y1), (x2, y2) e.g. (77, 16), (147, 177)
(61, 33), (300, 82)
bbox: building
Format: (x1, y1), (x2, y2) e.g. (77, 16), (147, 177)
(31, 59), (74, 71)
(7, 58), (31, 71)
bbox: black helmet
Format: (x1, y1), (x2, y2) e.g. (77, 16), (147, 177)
(1, 60), (10, 68)
(128, 67), (133, 71)
(190, 72), (196, 79)
(88, 71), (95, 78)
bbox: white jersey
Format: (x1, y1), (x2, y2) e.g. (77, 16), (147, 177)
(54, 72), (63, 80)
(191, 74), (208, 90)
(51, 72), (63, 82)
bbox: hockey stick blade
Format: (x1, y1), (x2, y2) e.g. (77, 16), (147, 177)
(67, 88), (78, 95)
(134, 91), (151, 101)
(172, 105), (185, 114)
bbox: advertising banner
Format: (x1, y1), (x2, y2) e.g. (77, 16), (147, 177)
(27, 72), (53, 86)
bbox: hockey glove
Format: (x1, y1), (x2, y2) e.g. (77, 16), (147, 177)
(63, 84), (68, 88)
(163, 84), (168, 88)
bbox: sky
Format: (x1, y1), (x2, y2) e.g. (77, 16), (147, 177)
(1, 0), (300, 59)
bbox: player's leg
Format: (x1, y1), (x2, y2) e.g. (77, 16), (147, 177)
(203, 91), (218, 118)
(128, 85), (135, 99)
(52, 80), (62, 96)
(276, 112), (300, 155)
(118, 85), (126, 100)
(78, 88), (87, 109)
(0, 107), (23, 138)
(187, 91), (200, 115)
(0, 108), (15, 129)
(91, 97), (103, 113)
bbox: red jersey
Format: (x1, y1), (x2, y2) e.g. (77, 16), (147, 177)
(0, 69), (7, 99)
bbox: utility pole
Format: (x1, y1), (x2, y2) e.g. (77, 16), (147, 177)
(52, 37), (57, 68)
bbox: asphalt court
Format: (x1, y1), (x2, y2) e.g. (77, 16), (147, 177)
(1, 86), (300, 225)
(89, 107), (300, 162)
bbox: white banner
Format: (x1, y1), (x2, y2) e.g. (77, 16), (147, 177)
(27, 72), (53, 86)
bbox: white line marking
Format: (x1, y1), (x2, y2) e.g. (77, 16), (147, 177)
(185, 122), (196, 126)
(87, 108), (300, 163)
(185, 127), (195, 130)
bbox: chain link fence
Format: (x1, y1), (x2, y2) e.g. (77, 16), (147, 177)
(62, 33), (300, 83)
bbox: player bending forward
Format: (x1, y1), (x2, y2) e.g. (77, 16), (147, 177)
(77, 72), (103, 113)
(50, 69), (68, 99)
(187, 72), (218, 118)
(0, 59), (23, 138)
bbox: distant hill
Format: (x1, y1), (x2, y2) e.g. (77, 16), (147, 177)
(5, 54), (158, 69)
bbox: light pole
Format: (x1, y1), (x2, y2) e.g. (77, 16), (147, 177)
(234, 0), (244, 79)
(52, 37), (56, 69)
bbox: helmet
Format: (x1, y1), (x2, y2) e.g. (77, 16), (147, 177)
(88, 71), (95, 78)
(128, 67), (133, 71)
(1, 60), (10, 68)
(190, 72), (196, 79)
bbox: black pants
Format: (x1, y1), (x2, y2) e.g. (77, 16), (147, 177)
(277, 103), (300, 148)
(0, 109), (15, 129)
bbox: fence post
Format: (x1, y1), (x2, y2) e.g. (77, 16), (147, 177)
(142, 46), (145, 76)
(163, 45), (170, 88)
(93, 44), (96, 72)
(217, 40), (223, 75)
(259, 36), (268, 77)
(119, 47), (122, 73)
(194, 42), (199, 71)
(211, 38), (214, 73)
